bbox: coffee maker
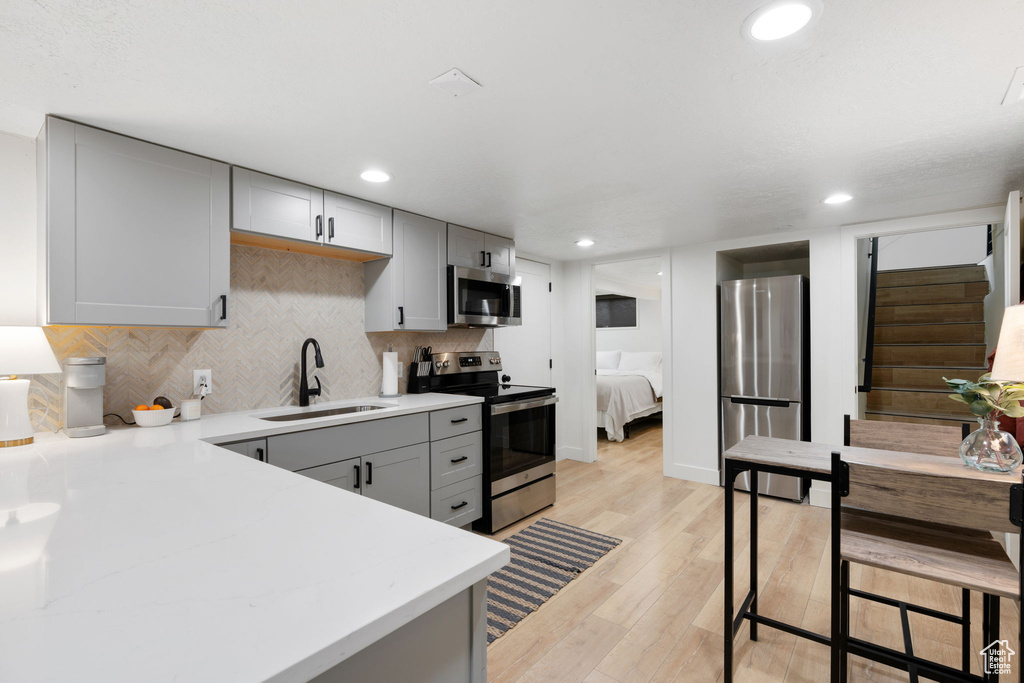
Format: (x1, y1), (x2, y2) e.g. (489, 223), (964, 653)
(62, 357), (106, 438)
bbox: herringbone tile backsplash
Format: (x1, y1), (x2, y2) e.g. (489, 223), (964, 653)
(29, 246), (490, 431)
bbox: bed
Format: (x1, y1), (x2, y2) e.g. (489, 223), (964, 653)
(596, 351), (663, 442)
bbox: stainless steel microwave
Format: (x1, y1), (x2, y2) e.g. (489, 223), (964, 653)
(447, 266), (522, 327)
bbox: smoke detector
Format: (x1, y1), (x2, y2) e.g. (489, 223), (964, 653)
(1002, 66), (1024, 106)
(429, 68), (482, 97)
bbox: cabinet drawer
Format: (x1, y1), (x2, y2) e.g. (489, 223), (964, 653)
(431, 476), (483, 527)
(430, 431), (483, 490)
(268, 413), (428, 472)
(429, 405), (483, 441)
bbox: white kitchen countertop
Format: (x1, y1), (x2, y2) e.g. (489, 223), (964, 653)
(0, 394), (509, 683)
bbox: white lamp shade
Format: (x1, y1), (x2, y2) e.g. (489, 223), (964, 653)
(0, 327), (61, 376)
(991, 305), (1024, 381)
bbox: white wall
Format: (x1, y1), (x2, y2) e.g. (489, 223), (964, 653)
(596, 297), (662, 354)
(0, 131), (37, 325)
(876, 224), (988, 271)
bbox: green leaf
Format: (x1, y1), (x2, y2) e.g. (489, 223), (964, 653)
(948, 394), (968, 404)
(970, 399), (995, 416)
(1004, 405), (1024, 418)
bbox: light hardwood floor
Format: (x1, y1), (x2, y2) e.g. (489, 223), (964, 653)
(486, 420), (1020, 682)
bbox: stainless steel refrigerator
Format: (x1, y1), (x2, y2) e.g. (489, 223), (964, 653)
(719, 274), (809, 500)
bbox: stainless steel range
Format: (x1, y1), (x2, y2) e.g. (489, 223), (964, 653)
(414, 351), (557, 533)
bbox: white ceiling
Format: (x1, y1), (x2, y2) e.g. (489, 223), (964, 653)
(2, 0), (1023, 261)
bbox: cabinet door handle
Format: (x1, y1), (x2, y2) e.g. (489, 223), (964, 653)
(316, 214), (323, 239)
(450, 501), (469, 511)
(220, 294), (228, 321)
(328, 216), (335, 241)
(398, 306), (404, 325)
(487, 251), (492, 268)
(480, 251), (487, 267)
(450, 456), (468, 463)
(450, 417), (468, 424)
(255, 447), (264, 462)
(366, 462), (373, 486)
(353, 464), (361, 489)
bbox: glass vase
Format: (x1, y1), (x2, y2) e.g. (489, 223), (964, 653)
(959, 414), (1023, 473)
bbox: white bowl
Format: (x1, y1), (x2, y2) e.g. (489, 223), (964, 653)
(133, 407), (175, 428)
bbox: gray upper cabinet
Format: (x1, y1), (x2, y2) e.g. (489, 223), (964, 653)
(447, 224), (515, 277)
(232, 168), (323, 244)
(40, 117), (230, 328)
(232, 169), (392, 257)
(323, 191), (392, 255)
(363, 443), (430, 516)
(365, 210), (447, 332)
(484, 234), (515, 277)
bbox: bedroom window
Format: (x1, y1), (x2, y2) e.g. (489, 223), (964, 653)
(596, 294), (637, 328)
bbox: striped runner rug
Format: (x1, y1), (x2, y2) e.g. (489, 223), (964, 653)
(486, 518), (622, 643)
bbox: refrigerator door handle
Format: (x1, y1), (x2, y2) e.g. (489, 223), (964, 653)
(728, 396), (792, 408)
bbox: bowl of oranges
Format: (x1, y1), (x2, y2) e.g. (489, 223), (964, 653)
(132, 398), (176, 428)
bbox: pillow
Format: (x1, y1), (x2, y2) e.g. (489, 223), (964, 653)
(618, 351), (662, 373)
(596, 350), (621, 370)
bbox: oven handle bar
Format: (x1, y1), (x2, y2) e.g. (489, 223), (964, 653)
(490, 395), (558, 416)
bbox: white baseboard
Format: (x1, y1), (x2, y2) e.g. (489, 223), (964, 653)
(557, 446), (587, 462)
(809, 481), (831, 508)
(664, 462), (720, 486)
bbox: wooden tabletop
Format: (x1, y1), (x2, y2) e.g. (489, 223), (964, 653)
(724, 435), (1017, 484)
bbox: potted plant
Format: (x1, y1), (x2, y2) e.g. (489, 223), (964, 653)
(945, 374), (1024, 472)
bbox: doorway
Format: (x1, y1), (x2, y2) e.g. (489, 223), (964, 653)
(591, 257), (664, 448)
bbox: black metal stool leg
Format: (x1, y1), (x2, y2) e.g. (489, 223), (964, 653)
(724, 461), (735, 683)
(840, 560), (849, 683)
(961, 589), (971, 673)
(749, 470), (759, 642)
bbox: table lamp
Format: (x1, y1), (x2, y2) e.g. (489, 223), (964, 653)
(991, 304), (1024, 382)
(0, 327), (61, 448)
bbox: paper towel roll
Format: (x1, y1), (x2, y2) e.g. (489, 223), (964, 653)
(381, 352), (399, 397)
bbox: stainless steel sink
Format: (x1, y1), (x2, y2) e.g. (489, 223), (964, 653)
(257, 405), (387, 422)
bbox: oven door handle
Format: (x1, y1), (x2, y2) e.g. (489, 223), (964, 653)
(490, 396), (558, 416)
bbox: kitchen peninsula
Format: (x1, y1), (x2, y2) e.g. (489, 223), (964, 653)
(0, 394), (508, 683)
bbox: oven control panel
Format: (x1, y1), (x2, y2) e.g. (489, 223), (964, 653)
(432, 351), (502, 374)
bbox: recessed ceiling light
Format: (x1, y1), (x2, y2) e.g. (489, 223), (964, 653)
(657, 271), (663, 275)
(743, 1), (821, 42)
(823, 193), (853, 204)
(576, 239), (595, 247)
(360, 169), (391, 183)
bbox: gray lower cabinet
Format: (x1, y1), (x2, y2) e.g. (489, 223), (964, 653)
(218, 438), (267, 461)
(40, 117), (230, 328)
(362, 443), (430, 516)
(429, 405), (484, 526)
(267, 413), (428, 472)
(431, 477), (483, 527)
(297, 445), (430, 516)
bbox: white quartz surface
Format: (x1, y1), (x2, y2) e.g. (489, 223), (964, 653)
(0, 394), (509, 682)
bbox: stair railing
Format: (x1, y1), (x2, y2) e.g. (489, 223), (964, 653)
(858, 236), (880, 393)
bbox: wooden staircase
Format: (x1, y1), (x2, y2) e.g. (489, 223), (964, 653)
(864, 264), (989, 430)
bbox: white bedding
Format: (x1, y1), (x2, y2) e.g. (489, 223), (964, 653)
(596, 369), (662, 442)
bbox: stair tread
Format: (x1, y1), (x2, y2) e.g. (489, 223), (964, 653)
(865, 409), (976, 422)
(878, 264), (985, 274)
(876, 280), (988, 289)
(873, 365), (988, 370)
(868, 387), (954, 394)
(874, 322), (985, 327)
(873, 343), (987, 347)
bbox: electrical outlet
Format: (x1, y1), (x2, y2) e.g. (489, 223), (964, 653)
(397, 363), (403, 378)
(193, 369), (213, 396)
